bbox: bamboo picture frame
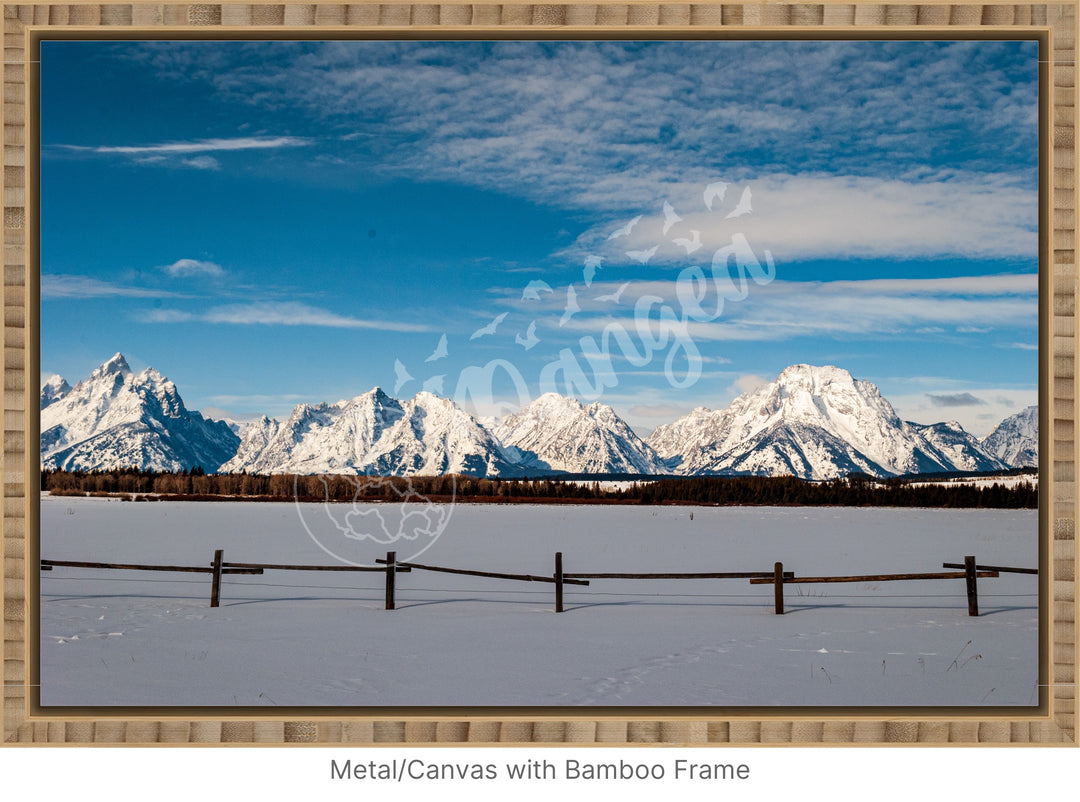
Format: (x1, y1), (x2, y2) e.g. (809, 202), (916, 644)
(2, 1), (1076, 746)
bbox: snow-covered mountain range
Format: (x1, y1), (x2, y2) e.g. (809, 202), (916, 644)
(40, 355), (1038, 479)
(220, 388), (524, 477)
(646, 364), (1013, 480)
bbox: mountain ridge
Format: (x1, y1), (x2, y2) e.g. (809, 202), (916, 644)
(41, 355), (1036, 479)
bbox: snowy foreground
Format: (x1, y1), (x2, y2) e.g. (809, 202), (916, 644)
(40, 495), (1038, 708)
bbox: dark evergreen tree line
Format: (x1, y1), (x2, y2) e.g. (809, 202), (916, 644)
(40, 469), (1038, 509)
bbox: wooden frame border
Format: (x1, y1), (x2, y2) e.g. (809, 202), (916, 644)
(2, 1), (1075, 746)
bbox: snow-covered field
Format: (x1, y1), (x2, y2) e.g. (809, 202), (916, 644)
(39, 494), (1039, 708)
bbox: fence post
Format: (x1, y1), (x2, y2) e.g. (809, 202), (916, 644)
(773, 561), (784, 615)
(385, 551), (396, 611)
(964, 555), (979, 616)
(555, 551), (564, 613)
(210, 549), (223, 608)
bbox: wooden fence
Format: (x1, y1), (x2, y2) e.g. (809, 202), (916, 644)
(749, 557), (1002, 616)
(40, 551), (1035, 616)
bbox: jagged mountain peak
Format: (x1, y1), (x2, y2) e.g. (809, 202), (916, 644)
(40, 355), (238, 472)
(92, 352), (132, 379)
(648, 364), (1006, 480)
(525, 391), (586, 411)
(981, 405), (1038, 468)
(41, 373), (71, 391)
(40, 374), (72, 410)
(134, 365), (171, 387)
(411, 389), (448, 405)
(220, 387), (511, 477)
(756, 363), (888, 411)
(930, 420), (965, 432)
(494, 392), (663, 474)
(777, 362), (850, 382)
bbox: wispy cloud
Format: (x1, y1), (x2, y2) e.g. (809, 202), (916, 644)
(62, 135), (310, 156)
(183, 156), (220, 170)
(52, 135), (311, 169)
(553, 273), (1036, 343)
(42, 274), (177, 299)
(138, 309), (194, 323)
(140, 301), (434, 332)
(121, 40), (1037, 222)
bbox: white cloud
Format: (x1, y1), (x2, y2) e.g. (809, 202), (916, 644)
(53, 136), (311, 170)
(554, 273), (1036, 344)
(135, 309), (194, 323)
(569, 173), (1037, 263)
(121, 41), (1037, 222)
(161, 258), (225, 278)
(730, 374), (769, 395)
(71, 136), (311, 156)
(146, 301), (435, 332)
(182, 156), (220, 170)
(42, 274), (175, 299)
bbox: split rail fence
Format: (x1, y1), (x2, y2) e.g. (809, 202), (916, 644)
(40, 550), (1036, 616)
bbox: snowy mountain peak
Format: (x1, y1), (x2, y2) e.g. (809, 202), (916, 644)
(528, 391), (585, 411)
(219, 387), (515, 477)
(412, 390), (446, 405)
(777, 362), (849, 384)
(92, 352), (132, 380)
(648, 364), (1006, 480)
(769, 363), (885, 408)
(981, 405), (1038, 468)
(40, 374), (72, 410)
(41, 355), (238, 472)
(495, 393), (663, 474)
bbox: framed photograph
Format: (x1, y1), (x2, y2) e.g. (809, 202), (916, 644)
(3, 2), (1076, 748)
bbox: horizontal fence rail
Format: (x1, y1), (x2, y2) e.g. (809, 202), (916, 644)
(40, 551), (1035, 617)
(223, 561), (410, 573)
(748, 571), (1000, 584)
(40, 559), (262, 575)
(40, 552), (264, 609)
(563, 571), (795, 579)
(376, 557), (589, 586)
(942, 561), (1039, 575)
(749, 557), (1017, 616)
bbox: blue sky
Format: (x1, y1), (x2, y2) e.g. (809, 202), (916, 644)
(40, 39), (1039, 437)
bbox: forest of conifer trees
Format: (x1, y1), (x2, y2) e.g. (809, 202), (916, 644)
(39, 468), (1038, 509)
